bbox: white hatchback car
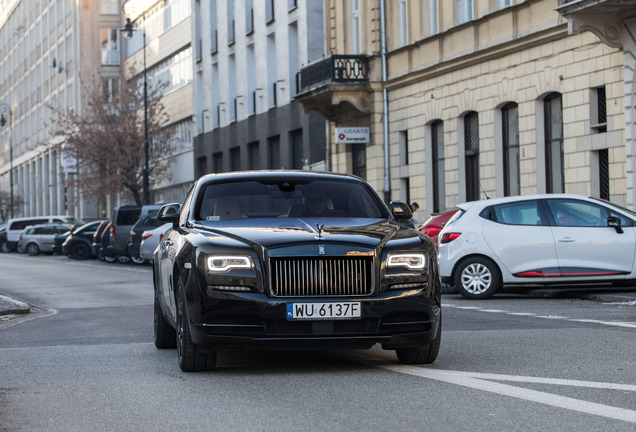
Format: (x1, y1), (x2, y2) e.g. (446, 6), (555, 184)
(438, 193), (636, 299)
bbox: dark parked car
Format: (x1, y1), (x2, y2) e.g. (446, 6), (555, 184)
(107, 205), (142, 263)
(91, 220), (111, 260)
(95, 221), (116, 263)
(128, 212), (163, 264)
(153, 171), (442, 372)
(62, 221), (104, 260)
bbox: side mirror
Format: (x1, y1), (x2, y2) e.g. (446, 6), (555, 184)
(389, 201), (413, 221)
(607, 216), (624, 234)
(157, 203), (181, 228)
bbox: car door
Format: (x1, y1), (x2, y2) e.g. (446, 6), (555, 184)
(482, 199), (560, 277)
(544, 198), (636, 276)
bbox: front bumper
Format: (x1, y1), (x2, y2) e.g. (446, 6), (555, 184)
(186, 288), (441, 351)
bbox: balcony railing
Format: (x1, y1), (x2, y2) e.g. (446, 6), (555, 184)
(298, 55), (369, 92)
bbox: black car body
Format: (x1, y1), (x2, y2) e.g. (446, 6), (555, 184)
(153, 171), (442, 372)
(91, 220), (111, 259)
(62, 221), (103, 260)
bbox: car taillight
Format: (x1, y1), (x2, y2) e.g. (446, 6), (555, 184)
(142, 233), (152, 240)
(131, 233), (136, 241)
(159, 233), (164, 242)
(111, 226), (116, 237)
(440, 232), (461, 244)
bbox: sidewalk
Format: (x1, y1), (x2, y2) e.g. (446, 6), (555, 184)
(0, 294), (31, 316)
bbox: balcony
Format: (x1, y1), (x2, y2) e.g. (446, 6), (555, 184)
(295, 55), (376, 122)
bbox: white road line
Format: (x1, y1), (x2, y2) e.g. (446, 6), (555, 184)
(352, 354), (636, 424)
(444, 303), (636, 329)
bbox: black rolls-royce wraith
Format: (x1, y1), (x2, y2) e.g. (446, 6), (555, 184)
(153, 171), (442, 371)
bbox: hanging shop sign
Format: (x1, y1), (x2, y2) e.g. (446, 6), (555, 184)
(335, 127), (370, 144)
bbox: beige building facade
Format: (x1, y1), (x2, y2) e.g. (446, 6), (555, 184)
(297, 0), (635, 223)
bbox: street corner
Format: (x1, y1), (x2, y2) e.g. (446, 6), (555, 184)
(0, 293), (31, 316)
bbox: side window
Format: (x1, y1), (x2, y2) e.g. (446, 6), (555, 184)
(546, 199), (608, 227)
(491, 200), (542, 226)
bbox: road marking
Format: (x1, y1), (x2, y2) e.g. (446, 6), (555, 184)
(444, 302), (636, 329)
(353, 354), (636, 424)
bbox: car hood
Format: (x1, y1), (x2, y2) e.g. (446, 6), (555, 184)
(192, 217), (411, 251)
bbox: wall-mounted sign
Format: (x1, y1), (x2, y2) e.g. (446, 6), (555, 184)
(61, 152), (78, 174)
(335, 127), (370, 144)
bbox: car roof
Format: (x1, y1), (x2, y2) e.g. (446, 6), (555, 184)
(457, 193), (598, 211)
(197, 170), (365, 184)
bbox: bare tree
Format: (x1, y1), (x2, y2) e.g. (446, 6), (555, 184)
(49, 70), (174, 205)
(0, 190), (25, 223)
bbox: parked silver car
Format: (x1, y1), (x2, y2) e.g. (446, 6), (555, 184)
(438, 193), (636, 299)
(139, 222), (170, 262)
(17, 224), (74, 256)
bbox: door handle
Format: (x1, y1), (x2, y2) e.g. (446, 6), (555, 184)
(558, 237), (575, 243)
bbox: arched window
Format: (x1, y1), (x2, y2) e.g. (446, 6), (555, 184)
(464, 111), (479, 201)
(502, 102), (519, 196)
(544, 93), (564, 193)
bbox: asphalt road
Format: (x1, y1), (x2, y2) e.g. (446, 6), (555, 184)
(1, 253), (635, 431)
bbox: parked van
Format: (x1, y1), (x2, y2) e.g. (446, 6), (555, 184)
(2, 215), (84, 252)
(108, 205), (164, 263)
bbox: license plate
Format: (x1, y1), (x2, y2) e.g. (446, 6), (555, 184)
(286, 302), (361, 320)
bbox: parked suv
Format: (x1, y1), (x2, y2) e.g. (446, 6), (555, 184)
(3, 215), (84, 252)
(107, 206), (142, 263)
(17, 224), (74, 256)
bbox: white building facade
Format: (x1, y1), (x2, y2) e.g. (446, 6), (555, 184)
(191, 0), (327, 175)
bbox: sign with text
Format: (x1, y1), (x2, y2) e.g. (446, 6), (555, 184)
(335, 127), (370, 144)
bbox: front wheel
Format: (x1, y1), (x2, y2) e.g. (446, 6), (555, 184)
(395, 316), (441, 365)
(26, 243), (40, 256)
(176, 278), (217, 372)
(454, 257), (501, 299)
(71, 243), (90, 260)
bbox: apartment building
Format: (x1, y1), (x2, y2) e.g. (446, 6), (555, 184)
(121, 0), (195, 205)
(296, 0), (636, 223)
(192, 0), (327, 176)
(0, 0), (122, 220)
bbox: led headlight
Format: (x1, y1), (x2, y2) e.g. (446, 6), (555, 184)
(206, 255), (253, 272)
(387, 253), (427, 270)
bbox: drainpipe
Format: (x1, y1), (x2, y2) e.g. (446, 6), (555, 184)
(380, 0), (390, 203)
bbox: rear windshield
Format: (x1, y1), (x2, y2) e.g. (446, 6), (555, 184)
(195, 179), (387, 221)
(10, 219), (49, 230)
(134, 216), (164, 230)
(116, 209), (141, 226)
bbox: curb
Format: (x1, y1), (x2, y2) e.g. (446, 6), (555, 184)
(0, 294), (31, 316)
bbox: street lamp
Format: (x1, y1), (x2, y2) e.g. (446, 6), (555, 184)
(121, 4), (150, 205)
(0, 103), (13, 218)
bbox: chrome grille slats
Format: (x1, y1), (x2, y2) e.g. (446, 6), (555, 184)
(271, 257), (372, 297)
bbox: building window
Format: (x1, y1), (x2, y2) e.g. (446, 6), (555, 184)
(544, 93), (564, 193)
(290, 129), (304, 169)
(352, 145), (367, 180)
(431, 120), (445, 212)
(227, 0), (235, 44)
(213, 151), (224, 173)
(399, 0), (408, 47)
(230, 146), (241, 171)
(266, 0), (275, 23)
(245, 0), (254, 34)
(426, 0), (438, 36)
(197, 156), (207, 177)
(352, 0), (361, 54)
(210, 0), (218, 54)
(100, 28), (120, 66)
(100, 0), (118, 15)
(591, 86), (607, 133)
(399, 130), (409, 165)
(267, 35), (277, 107)
(268, 136), (281, 169)
(497, 0), (511, 9)
(598, 149), (609, 200)
(502, 102), (520, 196)
(457, 0), (473, 25)
(464, 112), (479, 201)
(247, 141), (260, 170)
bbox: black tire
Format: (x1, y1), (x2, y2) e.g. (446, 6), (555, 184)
(454, 256), (501, 299)
(154, 289), (176, 349)
(131, 255), (145, 265)
(25, 243), (40, 256)
(71, 243), (90, 260)
(395, 315), (441, 365)
(117, 255), (130, 264)
(176, 278), (217, 372)
(104, 253), (117, 263)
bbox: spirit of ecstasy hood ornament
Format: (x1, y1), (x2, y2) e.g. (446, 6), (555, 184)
(315, 223), (325, 239)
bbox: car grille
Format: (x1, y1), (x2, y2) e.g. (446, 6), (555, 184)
(270, 257), (373, 297)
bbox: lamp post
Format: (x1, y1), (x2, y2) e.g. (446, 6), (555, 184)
(0, 103), (13, 218)
(121, 4), (150, 205)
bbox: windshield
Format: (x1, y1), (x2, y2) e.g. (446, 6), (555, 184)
(195, 179), (388, 221)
